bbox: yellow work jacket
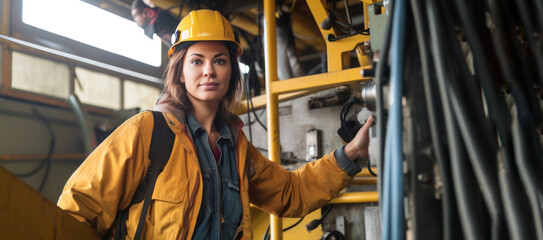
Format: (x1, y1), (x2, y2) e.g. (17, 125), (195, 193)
(58, 108), (353, 239)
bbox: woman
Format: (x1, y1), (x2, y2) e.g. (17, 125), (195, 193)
(58, 9), (374, 240)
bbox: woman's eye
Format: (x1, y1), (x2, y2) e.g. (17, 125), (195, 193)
(215, 59), (227, 65)
(191, 59), (202, 65)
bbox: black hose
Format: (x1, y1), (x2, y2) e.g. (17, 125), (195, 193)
(34, 109), (54, 192)
(246, 85), (253, 142)
(486, 0), (543, 238)
(513, 0), (543, 87)
(262, 225), (270, 240)
(283, 216), (305, 232)
(452, 0), (532, 238)
(14, 109), (55, 193)
(367, 160), (377, 177)
(409, 0), (454, 238)
(531, 0), (543, 42)
(248, 94), (268, 131)
(426, 1), (483, 239)
(436, 1), (506, 239)
(14, 109), (55, 178)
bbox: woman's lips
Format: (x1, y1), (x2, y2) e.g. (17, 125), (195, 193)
(199, 82), (219, 90)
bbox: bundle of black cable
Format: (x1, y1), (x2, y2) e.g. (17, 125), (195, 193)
(337, 96), (363, 143)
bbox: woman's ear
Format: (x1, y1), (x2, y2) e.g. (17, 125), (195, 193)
(180, 76), (185, 83)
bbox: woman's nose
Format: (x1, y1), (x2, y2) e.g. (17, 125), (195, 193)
(203, 62), (216, 77)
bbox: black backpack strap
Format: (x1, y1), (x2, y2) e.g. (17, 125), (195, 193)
(114, 111), (175, 240)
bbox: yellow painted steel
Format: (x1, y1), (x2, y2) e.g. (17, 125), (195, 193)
(329, 191), (379, 204)
(271, 66), (372, 94)
(352, 176), (378, 185)
(251, 206), (323, 239)
(290, 12), (327, 52)
(232, 90), (324, 115)
(360, 0), (381, 5)
(0, 165), (99, 239)
(306, 0), (372, 72)
(230, 13), (259, 36)
(263, 0), (284, 239)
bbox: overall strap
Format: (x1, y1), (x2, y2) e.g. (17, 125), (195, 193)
(114, 111), (175, 240)
(133, 111), (176, 240)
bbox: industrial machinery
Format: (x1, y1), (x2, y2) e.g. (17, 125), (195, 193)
(1, 0), (542, 239)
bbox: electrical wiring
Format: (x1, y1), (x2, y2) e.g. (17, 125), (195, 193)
(241, 0), (268, 134)
(233, 25), (268, 135)
(305, 204), (334, 232)
(235, 27), (255, 142)
(245, 109), (266, 126)
(513, 0), (543, 87)
(451, 0), (513, 166)
(245, 85), (253, 142)
(534, 0), (543, 36)
(248, 95), (268, 131)
(283, 216), (304, 232)
(451, 0), (531, 238)
(426, 1), (483, 239)
(261, 214), (308, 239)
(502, 0), (543, 127)
(14, 109), (55, 193)
(408, 0), (454, 238)
(511, 118), (543, 239)
(486, 0), (543, 238)
(436, 3), (506, 240)
(367, 160), (377, 177)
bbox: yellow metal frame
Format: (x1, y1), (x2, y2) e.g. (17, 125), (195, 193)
(263, 0), (376, 239)
(306, 0), (371, 72)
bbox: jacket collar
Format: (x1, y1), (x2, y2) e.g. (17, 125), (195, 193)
(153, 93), (244, 143)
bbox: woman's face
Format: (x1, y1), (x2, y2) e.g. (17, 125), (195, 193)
(181, 41), (231, 105)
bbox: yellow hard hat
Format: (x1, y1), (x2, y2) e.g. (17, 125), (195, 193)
(168, 9), (242, 58)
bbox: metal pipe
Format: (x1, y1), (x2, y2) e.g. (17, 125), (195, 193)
(343, 0), (352, 25)
(264, 0), (283, 239)
(351, 177), (377, 185)
(329, 191), (379, 204)
(363, 2), (369, 30)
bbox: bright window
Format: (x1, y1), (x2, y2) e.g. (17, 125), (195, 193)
(12, 51), (70, 98)
(22, 0), (162, 67)
(75, 67), (121, 110)
(124, 81), (161, 111)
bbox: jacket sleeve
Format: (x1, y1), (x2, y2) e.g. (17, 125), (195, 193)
(57, 114), (150, 237)
(247, 141), (353, 218)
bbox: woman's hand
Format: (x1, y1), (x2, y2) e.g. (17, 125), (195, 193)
(343, 116), (374, 161)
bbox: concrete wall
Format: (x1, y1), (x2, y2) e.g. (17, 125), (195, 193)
(0, 97), (124, 202)
(240, 88), (347, 164)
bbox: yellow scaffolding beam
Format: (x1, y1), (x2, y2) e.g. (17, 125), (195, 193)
(329, 191), (379, 204)
(263, 0), (283, 239)
(263, 0), (377, 238)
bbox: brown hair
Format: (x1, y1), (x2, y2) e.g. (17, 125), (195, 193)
(161, 41), (243, 125)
